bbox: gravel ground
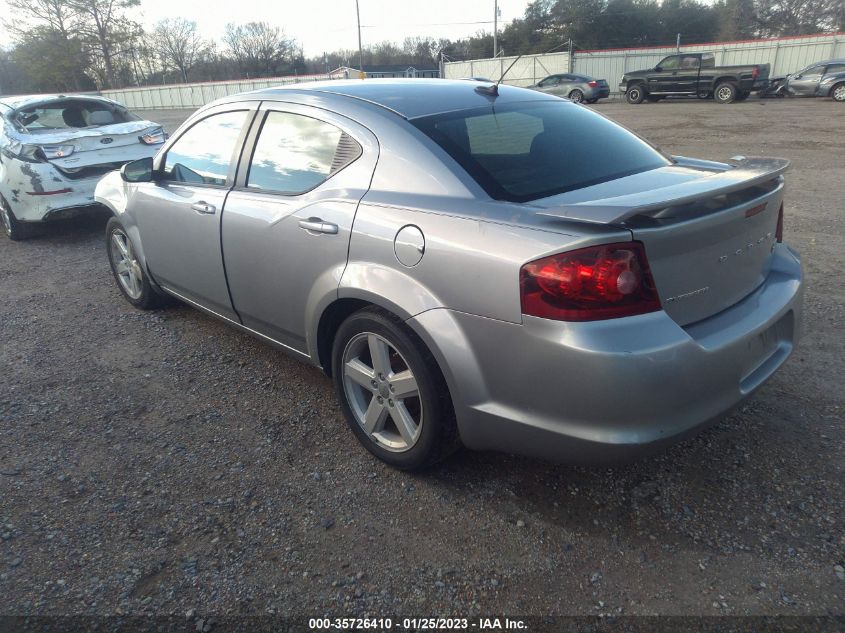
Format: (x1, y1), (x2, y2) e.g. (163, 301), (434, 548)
(0, 97), (843, 624)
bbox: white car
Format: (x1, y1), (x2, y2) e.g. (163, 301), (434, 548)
(0, 94), (165, 240)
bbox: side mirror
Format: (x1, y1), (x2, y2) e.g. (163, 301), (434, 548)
(121, 157), (153, 183)
(655, 66), (662, 72)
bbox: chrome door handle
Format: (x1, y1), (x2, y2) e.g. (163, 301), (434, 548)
(298, 218), (338, 234)
(191, 201), (216, 214)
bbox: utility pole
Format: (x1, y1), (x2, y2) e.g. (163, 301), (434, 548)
(676, 33), (681, 52)
(356, 0), (365, 79)
(493, 0), (498, 58)
(568, 38), (573, 72)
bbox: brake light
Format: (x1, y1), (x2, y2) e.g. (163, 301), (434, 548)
(520, 242), (661, 321)
(587, 80), (598, 88)
(752, 66), (759, 79)
(775, 202), (784, 243)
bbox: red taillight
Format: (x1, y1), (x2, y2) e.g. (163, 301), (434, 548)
(775, 202), (784, 243)
(587, 80), (598, 88)
(520, 242), (661, 321)
(752, 66), (759, 79)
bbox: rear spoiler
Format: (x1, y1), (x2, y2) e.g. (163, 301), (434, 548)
(535, 156), (790, 225)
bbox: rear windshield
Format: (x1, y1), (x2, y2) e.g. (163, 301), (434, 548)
(412, 101), (670, 202)
(12, 99), (139, 132)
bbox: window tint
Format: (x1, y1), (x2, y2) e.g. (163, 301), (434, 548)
(413, 101), (670, 203)
(247, 111), (358, 194)
(163, 111), (247, 186)
(659, 56), (680, 70)
(826, 64), (845, 74)
(701, 53), (715, 68)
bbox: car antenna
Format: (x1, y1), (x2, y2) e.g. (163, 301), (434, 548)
(475, 53), (524, 97)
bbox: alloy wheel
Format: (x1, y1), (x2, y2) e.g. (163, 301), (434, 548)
(717, 86), (733, 102)
(109, 229), (144, 300)
(341, 332), (423, 452)
(833, 84), (845, 102)
(569, 89), (583, 103)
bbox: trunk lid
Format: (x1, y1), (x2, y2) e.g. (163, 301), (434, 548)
(532, 157), (788, 325)
(43, 121), (162, 170)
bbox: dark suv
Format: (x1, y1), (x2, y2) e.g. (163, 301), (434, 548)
(620, 53), (770, 104)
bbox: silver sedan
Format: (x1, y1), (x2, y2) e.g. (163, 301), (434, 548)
(527, 73), (611, 103)
(95, 79), (803, 470)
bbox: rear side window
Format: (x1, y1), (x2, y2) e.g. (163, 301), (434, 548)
(246, 111), (361, 194)
(412, 101), (670, 202)
(162, 110), (248, 186)
(826, 64), (845, 74)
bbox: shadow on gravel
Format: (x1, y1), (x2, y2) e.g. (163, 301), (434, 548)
(26, 205), (111, 244)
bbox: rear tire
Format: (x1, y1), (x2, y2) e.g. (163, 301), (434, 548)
(714, 82), (737, 104)
(106, 217), (166, 310)
(332, 307), (460, 470)
(0, 196), (36, 241)
(625, 84), (645, 104)
(568, 89), (584, 103)
(832, 82), (845, 102)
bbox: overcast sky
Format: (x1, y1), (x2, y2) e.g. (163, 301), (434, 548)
(0, 0), (533, 57)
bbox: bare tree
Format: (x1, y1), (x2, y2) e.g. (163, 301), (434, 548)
(3, 0), (89, 89)
(223, 21), (296, 78)
(68, 0), (140, 88)
(153, 18), (208, 82)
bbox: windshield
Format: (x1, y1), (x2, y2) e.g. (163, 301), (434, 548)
(12, 98), (139, 132)
(412, 101), (671, 202)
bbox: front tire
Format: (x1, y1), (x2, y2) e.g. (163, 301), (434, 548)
(625, 85), (645, 104)
(106, 217), (165, 310)
(714, 81), (737, 103)
(568, 89), (584, 103)
(832, 82), (845, 102)
(0, 196), (36, 241)
(332, 307), (459, 470)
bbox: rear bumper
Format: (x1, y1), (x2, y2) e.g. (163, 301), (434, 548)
(1, 160), (110, 222)
(409, 243), (803, 463)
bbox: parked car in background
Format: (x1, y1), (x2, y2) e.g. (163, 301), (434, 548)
(528, 73), (610, 103)
(0, 94), (165, 240)
(620, 53), (770, 103)
(779, 59), (845, 101)
(96, 79), (802, 470)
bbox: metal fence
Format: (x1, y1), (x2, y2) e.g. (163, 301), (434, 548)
(445, 32), (845, 93)
(100, 72), (341, 110)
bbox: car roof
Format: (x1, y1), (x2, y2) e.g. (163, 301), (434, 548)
(0, 93), (121, 112)
(248, 78), (561, 119)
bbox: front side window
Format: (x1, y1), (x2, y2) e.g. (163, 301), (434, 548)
(162, 110), (247, 186)
(246, 111), (359, 194)
(659, 56), (680, 70)
(412, 101), (670, 203)
(801, 65), (826, 77)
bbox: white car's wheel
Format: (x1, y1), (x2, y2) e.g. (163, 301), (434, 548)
(0, 196), (35, 241)
(832, 83), (845, 102)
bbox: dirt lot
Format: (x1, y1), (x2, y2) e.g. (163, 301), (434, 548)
(1, 97), (843, 625)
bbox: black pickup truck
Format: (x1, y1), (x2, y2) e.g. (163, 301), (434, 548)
(620, 52), (770, 104)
